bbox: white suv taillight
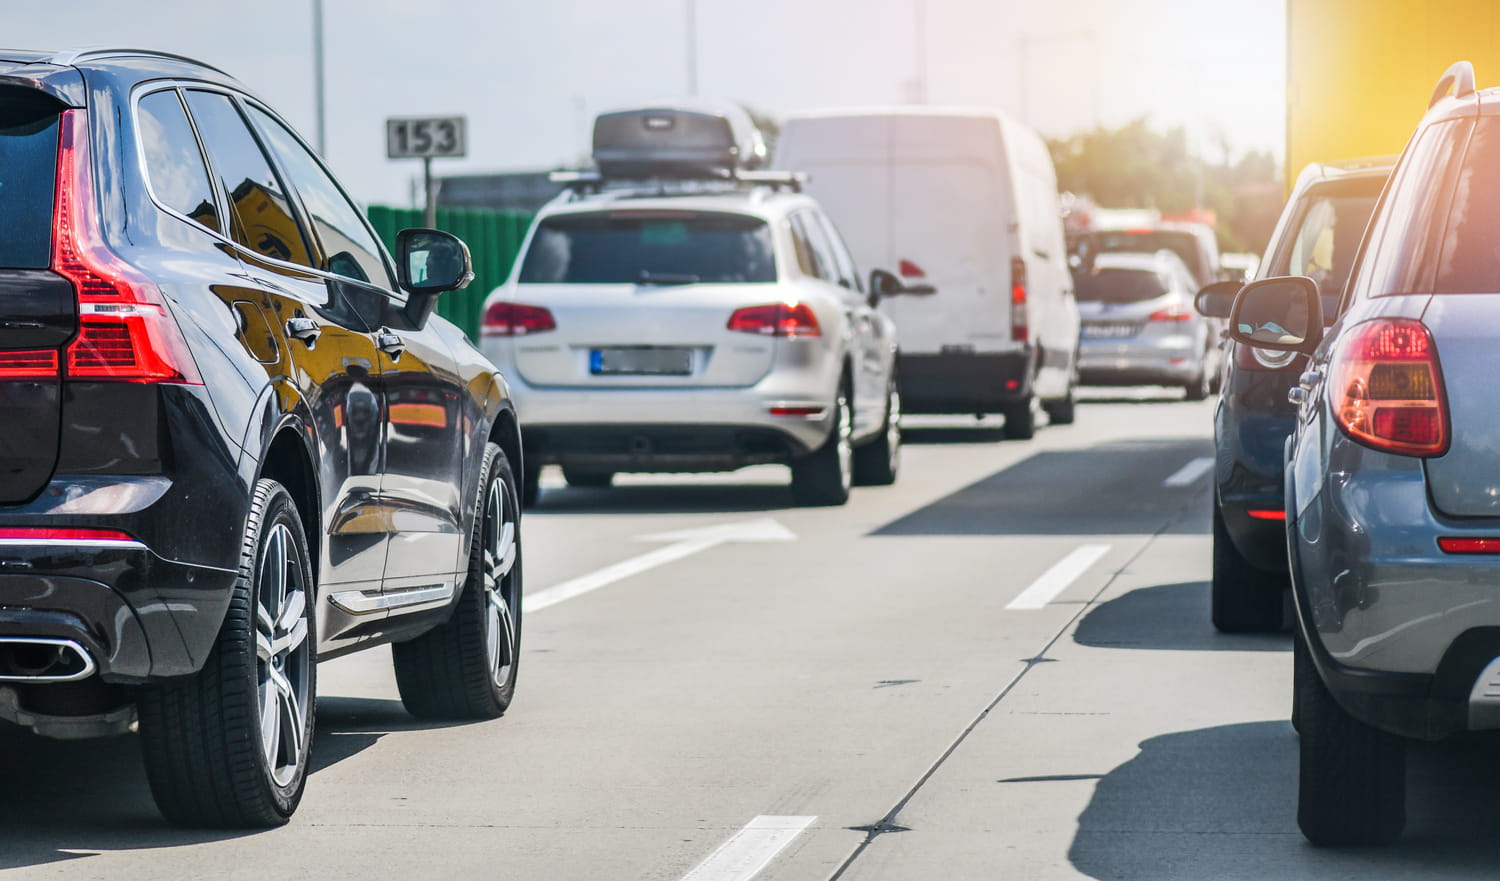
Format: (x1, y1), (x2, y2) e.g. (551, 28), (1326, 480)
(482, 302), (557, 336)
(1328, 318), (1447, 456)
(727, 303), (821, 337)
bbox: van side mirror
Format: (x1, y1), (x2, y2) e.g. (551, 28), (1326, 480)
(1228, 276), (1323, 354)
(869, 268), (936, 299)
(1195, 280), (1242, 319)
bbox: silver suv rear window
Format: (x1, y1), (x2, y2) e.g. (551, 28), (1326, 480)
(519, 210), (776, 285)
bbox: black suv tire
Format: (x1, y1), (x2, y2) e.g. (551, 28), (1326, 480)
(393, 443), (522, 719)
(1211, 501), (1285, 633)
(138, 479), (316, 828)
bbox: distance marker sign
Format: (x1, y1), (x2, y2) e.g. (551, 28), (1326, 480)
(386, 116), (467, 159)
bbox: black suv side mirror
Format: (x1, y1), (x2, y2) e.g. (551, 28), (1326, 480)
(1195, 280), (1243, 319)
(1228, 276), (1324, 354)
(396, 228), (474, 328)
(869, 268), (936, 300)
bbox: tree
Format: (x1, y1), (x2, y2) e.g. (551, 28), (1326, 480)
(1049, 118), (1284, 255)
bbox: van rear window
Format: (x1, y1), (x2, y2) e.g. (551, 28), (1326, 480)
(519, 211), (775, 284)
(0, 99), (59, 270)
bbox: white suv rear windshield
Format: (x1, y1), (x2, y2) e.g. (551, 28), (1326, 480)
(519, 210), (776, 284)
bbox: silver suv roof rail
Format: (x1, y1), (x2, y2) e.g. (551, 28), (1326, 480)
(549, 169), (806, 198)
(1429, 60), (1476, 109)
(50, 47), (230, 76)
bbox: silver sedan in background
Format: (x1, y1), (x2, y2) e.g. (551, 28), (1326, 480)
(1075, 250), (1224, 400)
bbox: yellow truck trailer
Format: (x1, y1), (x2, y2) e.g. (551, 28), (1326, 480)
(1286, 0), (1500, 189)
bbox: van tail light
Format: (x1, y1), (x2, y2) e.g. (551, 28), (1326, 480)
(1010, 257), (1028, 342)
(728, 303), (821, 337)
(482, 302), (557, 336)
(1328, 318), (1447, 456)
(1148, 306), (1194, 323)
(52, 110), (201, 385)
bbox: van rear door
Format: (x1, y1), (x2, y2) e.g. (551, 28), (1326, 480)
(0, 84), (77, 503)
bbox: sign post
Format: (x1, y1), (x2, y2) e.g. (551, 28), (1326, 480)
(386, 116), (467, 227)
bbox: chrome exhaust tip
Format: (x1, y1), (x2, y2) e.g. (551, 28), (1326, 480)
(0, 638), (96, 681)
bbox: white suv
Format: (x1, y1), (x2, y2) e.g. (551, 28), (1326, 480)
(481, 104), (910, 506)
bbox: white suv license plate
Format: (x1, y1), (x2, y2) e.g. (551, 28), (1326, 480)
(590, 347), (693, 376)
(1082, 323), (1139, 339)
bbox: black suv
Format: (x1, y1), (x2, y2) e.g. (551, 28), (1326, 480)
(1195, 157), (1391, 632)
(0, 49), (525, 827)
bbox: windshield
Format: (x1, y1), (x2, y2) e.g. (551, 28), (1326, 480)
(1074, 267), (1169, 303)
(518, 210), (776, 284)
(0, 95), (59, 270)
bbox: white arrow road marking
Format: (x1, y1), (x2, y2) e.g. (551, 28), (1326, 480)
(678, 815), (816, 881)
(523, 518), (796, 613)
(1163, 456), (1214, 487)
(1006, 544), (1113, 610)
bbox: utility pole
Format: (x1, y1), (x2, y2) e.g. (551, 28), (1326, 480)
(313, 0), (326, 155)
(685, 0), (698, 96)
(912, 0), (927, 104)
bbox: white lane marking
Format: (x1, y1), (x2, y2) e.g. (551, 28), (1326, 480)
(523, 518), (796, 613)
(1006, 544), (1112, 611)
(679, 815), (816, 881)
(1163, 456), (1214, 487)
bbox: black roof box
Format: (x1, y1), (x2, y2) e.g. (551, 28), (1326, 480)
(592, 101), (767, 180)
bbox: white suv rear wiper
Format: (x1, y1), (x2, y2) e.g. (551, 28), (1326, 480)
(637, 271), (701, 286)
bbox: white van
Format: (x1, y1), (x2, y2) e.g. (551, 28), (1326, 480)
(776, 108), (1079, 437)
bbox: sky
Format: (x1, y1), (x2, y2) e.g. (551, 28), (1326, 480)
(6, 0), (1286, 207)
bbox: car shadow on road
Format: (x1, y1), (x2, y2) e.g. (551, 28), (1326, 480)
(0, 696), (457, 867)
(871, 438), (1214, 536)
(528, 482), (795, 515)
(1074, 581), (1288, 652)
(1068, 721), (1500, 879)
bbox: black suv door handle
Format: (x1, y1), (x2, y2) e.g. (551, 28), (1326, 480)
(376, 328), (405, 361)
(285, 317), (321, 349)
(1299, 370), (1321, 391)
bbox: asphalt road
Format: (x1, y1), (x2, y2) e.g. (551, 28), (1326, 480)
(2, 390), (1496, 879)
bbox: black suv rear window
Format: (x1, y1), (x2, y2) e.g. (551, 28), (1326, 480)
(1074, 267), (1167, 303)
(0, 94), (59, 269)
(519, 211), (775, 284)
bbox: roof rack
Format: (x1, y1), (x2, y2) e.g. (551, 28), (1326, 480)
(1429, 60), (1476, 109)
(549, 169), (806, 197)
(48, 47), (231, 76)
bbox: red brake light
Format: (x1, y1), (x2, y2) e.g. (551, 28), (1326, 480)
(1438, 537), (1500, 554)
(727, 303), (821, 338)
(1148, 306), (1194, 323)
(1328, 319), (1447, 456)
(52, 110), (201, 384)
(1010, 257), (1028, 343)
(482, 302), (556, 336)
(1246, 509), (1286, 521)
(0, 527), (139, 544)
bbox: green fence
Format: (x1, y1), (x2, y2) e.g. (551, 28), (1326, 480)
(366, 205), (534, 342)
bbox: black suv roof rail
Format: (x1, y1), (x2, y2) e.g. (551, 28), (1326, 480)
(549, 169), (806, 198)
(49, 47), (230, 76)
(1429, 60), (1476, 109)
